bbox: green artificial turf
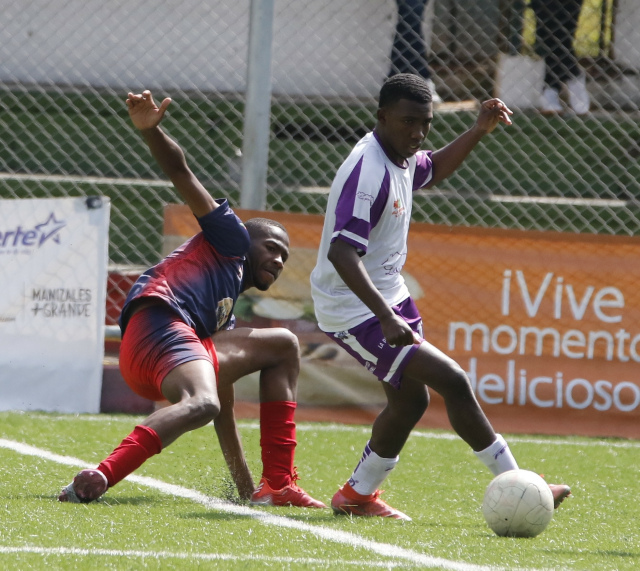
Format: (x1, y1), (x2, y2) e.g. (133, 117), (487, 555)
(0, 410), (638, 570)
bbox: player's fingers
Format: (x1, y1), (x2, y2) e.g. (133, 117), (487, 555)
(483, 98), (513, 116)
(126, 92), (141, 106)
(157, 97), (172, 116)
(142, 89), (154, 105)
(482, 98), (500, 109)
(398, 330), (417, 347)
(499, 101), (514, 116)
(499, 110), (513, 125)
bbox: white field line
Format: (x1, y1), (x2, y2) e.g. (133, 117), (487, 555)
(0, 545), (411, 569)
(0, 437), (549, 571)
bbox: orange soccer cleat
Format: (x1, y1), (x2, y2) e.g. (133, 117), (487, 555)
(250, 472), (326, 509)
(331, 481), (411, 521)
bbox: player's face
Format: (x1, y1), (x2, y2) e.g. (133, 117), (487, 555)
(246, 226), (290, 291)
(376, 98), (433, 164)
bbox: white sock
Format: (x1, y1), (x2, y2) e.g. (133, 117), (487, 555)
(348, 441), (398, 495)
(474, 434), (519, 476)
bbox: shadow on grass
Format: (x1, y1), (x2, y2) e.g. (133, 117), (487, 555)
(540, 547), (640, 561)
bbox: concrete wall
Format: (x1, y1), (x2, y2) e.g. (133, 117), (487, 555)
(0, 0), (397, 97)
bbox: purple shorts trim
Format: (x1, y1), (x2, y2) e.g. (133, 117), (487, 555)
(327, 297), (423, 389)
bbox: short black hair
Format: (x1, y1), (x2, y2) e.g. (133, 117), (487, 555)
(378, 73), (433, 109)
(244, 217), (287, 238)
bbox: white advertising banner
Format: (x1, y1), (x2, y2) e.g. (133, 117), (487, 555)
(0, 197), (110, 412)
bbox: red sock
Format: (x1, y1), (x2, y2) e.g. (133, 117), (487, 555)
(97, 425), (162, 488)
(260, 401), (297, 490)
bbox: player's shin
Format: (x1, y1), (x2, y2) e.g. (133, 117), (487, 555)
(97, 424), (163, 487)
(259, 400), (297, 489)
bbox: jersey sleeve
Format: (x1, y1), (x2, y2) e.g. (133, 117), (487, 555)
(412, 150), (434, 190)
(331, 154), (390, 255)
(197, 200), (250, 258)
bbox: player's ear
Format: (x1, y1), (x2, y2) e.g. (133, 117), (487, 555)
(376, 107), (386, 123)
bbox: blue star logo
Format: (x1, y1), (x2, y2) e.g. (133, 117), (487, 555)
(35, 212), (66, 246)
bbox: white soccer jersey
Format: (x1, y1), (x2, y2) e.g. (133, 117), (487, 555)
(310, 131), (433, 332)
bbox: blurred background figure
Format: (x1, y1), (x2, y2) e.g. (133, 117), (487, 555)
(531, 0), (590, 114)
(388, 0), (443, 103)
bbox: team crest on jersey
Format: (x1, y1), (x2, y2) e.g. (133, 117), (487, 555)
(392, 198), (405, 217)
(216, 298), (234, 330)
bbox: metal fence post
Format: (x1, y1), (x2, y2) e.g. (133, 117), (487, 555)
(240, 0), (275, 211)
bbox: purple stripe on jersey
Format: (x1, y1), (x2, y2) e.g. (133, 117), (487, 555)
(334, 218), (372, 241)
(333, 155), (364, 235)
(331, 155), (391, 254)
(412, 150), (434, 190)
(370, 167), (390, 229)
(331, 232), (365, 252)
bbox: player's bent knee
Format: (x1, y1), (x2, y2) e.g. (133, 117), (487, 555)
(185, 396), (220, 425)
(444, 365), (475, 400)
(270, 327), (301, 362)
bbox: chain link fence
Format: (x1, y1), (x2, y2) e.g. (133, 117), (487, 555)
(1, 0), (639, 325)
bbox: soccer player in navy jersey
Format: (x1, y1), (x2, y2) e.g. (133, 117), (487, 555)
(310, 73), (570, 520)
(58, 90), (325, 508)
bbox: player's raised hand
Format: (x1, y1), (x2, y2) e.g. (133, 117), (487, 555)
(126, 90), (172, 131)
(475, 98), (513, 134)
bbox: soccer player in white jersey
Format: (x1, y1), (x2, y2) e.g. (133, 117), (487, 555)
(310, 73), (570, 520)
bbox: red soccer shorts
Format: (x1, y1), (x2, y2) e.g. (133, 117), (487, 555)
(119, 303), (219, 401)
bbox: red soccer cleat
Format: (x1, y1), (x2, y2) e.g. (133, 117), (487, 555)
(58, 469), (109, 503)
(250, 472), (326, 508)
(331, 482), (411, 521)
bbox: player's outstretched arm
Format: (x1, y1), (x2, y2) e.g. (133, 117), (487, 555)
(428, 98), (513, 187)
(214, 382), (255, 500)
(126, 90), (218, 219)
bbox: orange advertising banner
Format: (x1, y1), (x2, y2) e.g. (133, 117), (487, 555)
(165, 205), (640, 439)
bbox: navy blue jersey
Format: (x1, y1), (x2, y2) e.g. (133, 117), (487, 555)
(119, 200), (250, 338)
